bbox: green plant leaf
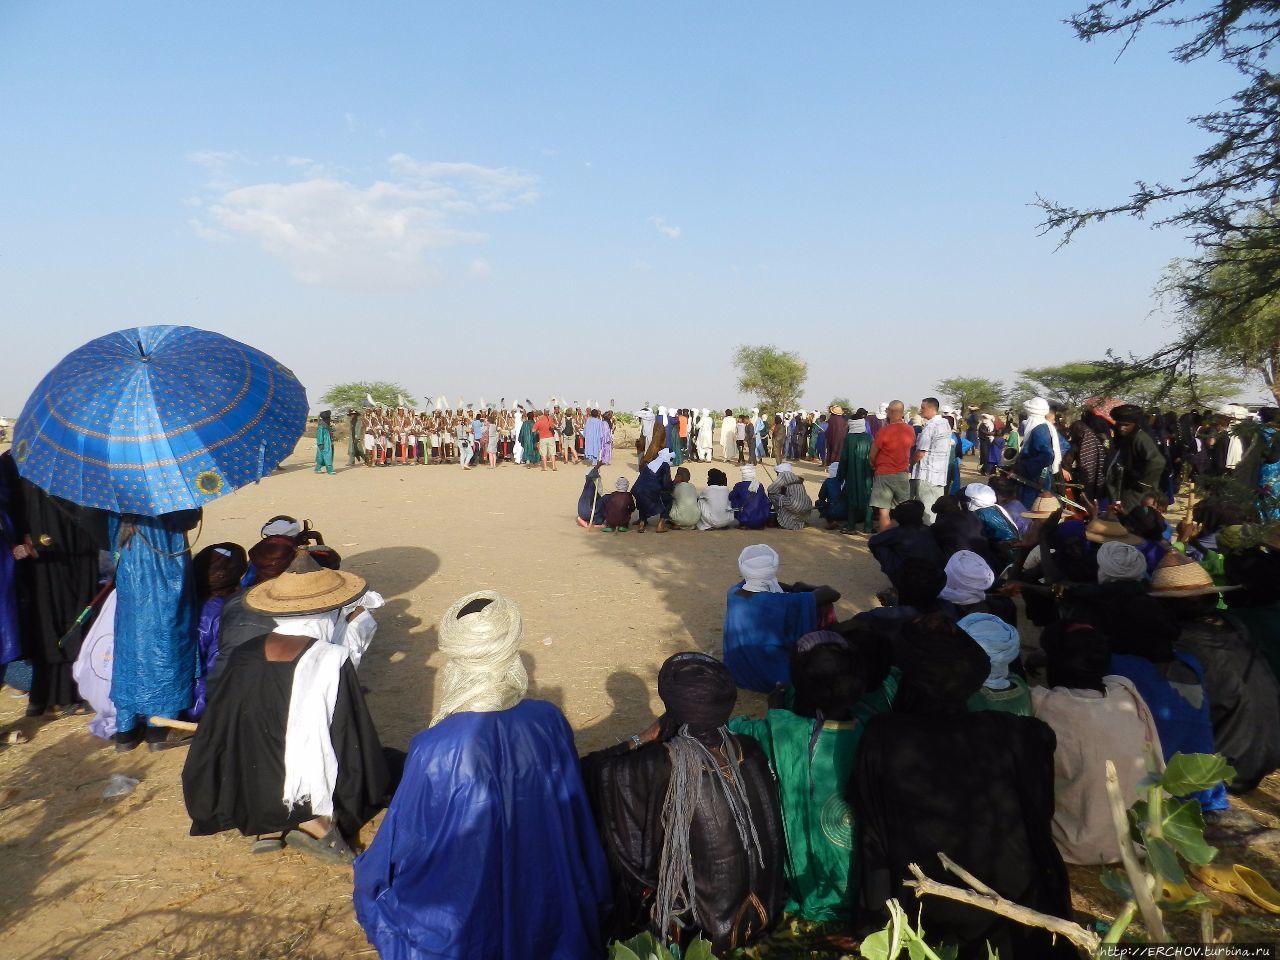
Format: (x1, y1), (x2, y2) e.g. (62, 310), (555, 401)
(1099, 867), (1135, 900)
(940, 946), (960, 960)
(607, 943), (645, 960)
(1158, 892), (1214, 912)
(683, 938), (714, 960)
(906, 940), (932, 960)
(1161, 798), (1218, 866)
(1159, 753), (1236, 797)
(1145, 836), (1186, 885)
(858, 928), (892, 960)
(985, 942), (999, 960)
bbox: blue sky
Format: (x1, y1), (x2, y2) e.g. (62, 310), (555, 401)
(0, 2), (1252, 416)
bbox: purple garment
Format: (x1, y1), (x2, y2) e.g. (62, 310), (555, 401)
(600, 426), (613, 465)
(188, 595), (228, 720)
(1136, 540), (1164, 576)
(824, 415), (848, 467)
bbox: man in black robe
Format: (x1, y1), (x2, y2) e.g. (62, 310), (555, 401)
(3, 453), (107, 715)
(182, 549), (389, 861)
(1105, 404), (1168, 516)
(580, 652), (786, 954)
(851, 617), (1074, 960)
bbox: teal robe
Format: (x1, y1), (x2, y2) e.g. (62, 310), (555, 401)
(836, 432), (874, 532)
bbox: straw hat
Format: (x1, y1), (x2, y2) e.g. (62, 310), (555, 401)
(1021, 493), (1061, 519)
(245, 547), (366, 615)
(1149, 551), (1238, 599)
(1084, 517), (1143, 546)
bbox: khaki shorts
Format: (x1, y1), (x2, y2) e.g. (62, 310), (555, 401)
(870, 472), (911, 510)
(538, 437), (556, 459)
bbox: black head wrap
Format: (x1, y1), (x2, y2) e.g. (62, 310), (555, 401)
(248, 535), (299, 583)
(1125, 505), (1165, 542)
(890, 499), (925, 527)
(1112, 404), (1144, 426)
(1106, 592), (1179, 662)
(894, 617), (990, 715)
(791, 636), (866, 721)
(1041, 621), (1110, 694)
(706, 468), (728, 487)
(931, 495), (962, 516)
(657, 652), (737, 739)
(192, 542), (248, 602)
(892, 557), (946, 610)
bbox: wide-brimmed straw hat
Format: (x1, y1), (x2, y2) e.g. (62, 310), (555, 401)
(1149, 551), (1238, 599)
(1021, 493), (1060, 519)
(245, 547), (366, 615)
(1084, 517), (1143, 546)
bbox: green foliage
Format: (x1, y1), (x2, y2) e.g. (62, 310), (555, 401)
(933, 377), (1006, 413)
(1011, 361), (1241, 412)
(1158, 753), (1236, 799)
(859, 899), (963, 960)
(607, 933), (715, 960)
(829, 397), (853, 413)
(319, 380), (417, 411)
(733, 344), (808, 413)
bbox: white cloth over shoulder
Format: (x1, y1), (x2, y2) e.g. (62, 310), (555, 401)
(331, 590), (384, 669)
(739, 543), (783, 593)
(282, 638), (350, 819)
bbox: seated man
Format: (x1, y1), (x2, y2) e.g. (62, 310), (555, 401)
(581, 652), (786, 954)
(815, 463), (848, 529)
(767, 462), (813, 530)
(575, 463), (608, 528)
(189, 542), (248, 720)
(210, 534), (298, 691)
(668, 467), (702, 529)
(963, 482), (1020, 566)
(697, 468), (736, 530)
(723, 544), (839, 691)
(1032, 622), (1164, 864)
(601, 476), (636, 532)
(930, 495), (993, 565)
(939, 550), (1017, 626)
(867, 500), (942, 579)
(851, 618), (1074, 960)
(182, 549), (390, 861)
(633, 448), (674, 533)
(729, 633), (896, 922)
(354, 591), (610, 960)
(729, 465), (771, 530)
(958, 612), (1029, 715)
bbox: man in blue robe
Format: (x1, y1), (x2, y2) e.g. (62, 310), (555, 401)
(354, 591), (611, 960)
(110, 509), (200, 750)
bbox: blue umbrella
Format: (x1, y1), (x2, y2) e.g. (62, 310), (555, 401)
(12, 325), (308, 515)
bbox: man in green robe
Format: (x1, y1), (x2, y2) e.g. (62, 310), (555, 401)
(836, 410), (874, 533)
(518, 413), (541, 465)
(728, 634), (896, 923)
(347, 409), (365, 466)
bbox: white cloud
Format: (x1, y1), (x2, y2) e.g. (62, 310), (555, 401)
(650, 216), (681, 239)
(187, 153), (539, 288)
(186, 150), (247, 189)
(468, 258), (493, 279)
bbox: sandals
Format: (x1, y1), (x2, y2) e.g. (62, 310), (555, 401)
(284, 826), (355, 865)
(1190, 862), (1280, 914)
(251, 835), (285, 854)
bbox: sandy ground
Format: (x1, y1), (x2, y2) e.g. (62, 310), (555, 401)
(2, 438), (1279, 958)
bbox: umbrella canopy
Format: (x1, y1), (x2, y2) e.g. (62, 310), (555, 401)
(12, 325), (308, 515)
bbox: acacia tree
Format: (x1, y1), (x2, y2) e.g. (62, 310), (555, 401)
(1039, 1), (1280, 399)
(732, 344), (808, 413)
(320, 381), (417, 410)
(934, 376), (1007, 412)
(1013, 361), (1242, 410)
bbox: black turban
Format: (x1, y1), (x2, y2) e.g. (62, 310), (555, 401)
(1041, 621), (1109, 694)
(1112, 404), (1144, 426)
(791, 635), (867, 721)
(894, 619), (990, 715)
(248, 535), (299, 583)
(193, 542), (248, 601)
(658, 652), (737, 737)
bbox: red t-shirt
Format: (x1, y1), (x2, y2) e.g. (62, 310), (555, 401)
(872, 422), (916, 475)
(534, 415), (556, 440)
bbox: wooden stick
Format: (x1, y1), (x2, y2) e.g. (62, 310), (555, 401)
(937, 852), (998, 898)
(904, 862), (1099, 955)
(1106, 759), (1168, 942)
(149, 716), (197, 732)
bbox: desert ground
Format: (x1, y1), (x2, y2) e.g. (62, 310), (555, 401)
(2, 436), (1279, 959)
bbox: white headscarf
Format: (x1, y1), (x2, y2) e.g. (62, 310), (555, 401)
(776, 462), (794, 474)
(958, 612), (1020, 690)
(964, 483), (997, 510)
(827, 462), (840, 479)
(741, 464), (761, 493)
(647, 447), (674, 473)
(939, 550), (995, 605)
(738, 544), (783, 593)
(1096, 541), (1148, 584)
(272, 611), (339, 643)
(432, 591), (528, 727)
(1021, 397), (1062, 474)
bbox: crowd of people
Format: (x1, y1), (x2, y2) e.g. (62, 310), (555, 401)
(2, 388), (1280, 960)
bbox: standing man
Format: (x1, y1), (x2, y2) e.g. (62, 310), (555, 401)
(1105, 404), (1168, 516)
(910, 397), (951, 524)
(696, 408), (714, 462)
(534, 408), (558, 472)
(869, 400), (918, 532)
(314, 411), (335, 475)
(720, 409), (736, 462)
(836, 409), (875, 534)
(347, 408), (365, 467)
(824, 404), (848, 467)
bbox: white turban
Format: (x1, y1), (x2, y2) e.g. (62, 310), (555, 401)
(615, 476), (630, 492)
(1021, 397), (1062, 473)
(1024, 397), (1050, 417)
(964, 483), (996, 510)
(776, 462), (794, 473)
(261, 517), (301, 539)
(939, 550), (995, 605)
(741, 464), (761, 492)
(738, 544), (783, 593)
(431, 591), (527, 727)
(1097, 541), (1148, 584)
(958, 612), (1020, 690)
(658, 406), (667, 416)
